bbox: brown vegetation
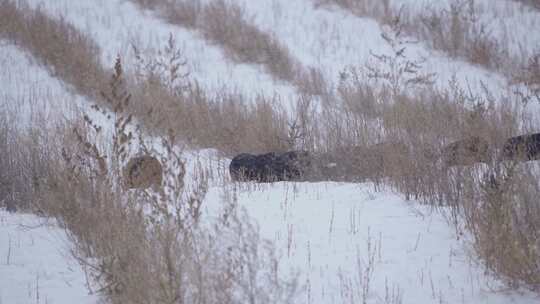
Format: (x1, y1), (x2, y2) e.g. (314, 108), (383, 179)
(513, 0), (540, 9)
(0, 0), (106, 98)
(0, 0), (293, 156)
(0, 62), (299, 303)
(130, 0), (326, 96)
(314, 0), (534, 85)
(123, 155), (163, 189)
(1, 0), (538, 295)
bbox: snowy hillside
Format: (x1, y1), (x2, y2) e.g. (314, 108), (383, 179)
(204, 181), (539, 304)
(1, 0), (539, 303)
(0, 211), (100, 304)
(21, 0), (297, 99)
(230, 0), (510, 94)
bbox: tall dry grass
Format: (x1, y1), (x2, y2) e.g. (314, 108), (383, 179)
(0, 103), (62, 212)
(513, 0), (540, 9)
(515, 53), (540, 104)
(36, 64), (300, 303)
(311, 33), (540, 291)
(458, 162), (540, 290)
(0, 0), (106, 98)
(0, 56), (299, 302)
(130, 0), (327, 96)
(2, 0), (538, 294)
(315, 0), (532, 84)
(0, 0), (294, 155)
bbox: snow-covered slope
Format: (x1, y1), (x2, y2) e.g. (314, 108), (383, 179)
(227, 0), (508, 95)
(22, 0), (297, 100)
(201, 179), (539, 304)
(0, 210), (100, 304)
(390, 0), (540, 59)
(0, 42), (83, 128)
(2, 0), (540, 303)
(0, 41), (99, 303)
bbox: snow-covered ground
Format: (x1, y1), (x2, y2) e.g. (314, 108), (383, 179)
(0, 210), (100, 304)
(22, 0), (297, 100)
(227, 0), (509, 96)
(389, 0), (540, 59)
(0, 41), (82, 128)
(0, 41), (99, 303)
(200, 177), (540, 304)
(2, 0), (540, 303)
(223, 0), (540, 129)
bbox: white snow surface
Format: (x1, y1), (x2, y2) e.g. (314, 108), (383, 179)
(390, 0), (540, 59)
(227, 0), (509, 96)
(0, 42), (100, 304)
(22, 0), (297, 100)
(1, 0), (540, 303)
(0, 41), (82, 128)
(0, 211), (100, 304)
(196, 167), (540, 304)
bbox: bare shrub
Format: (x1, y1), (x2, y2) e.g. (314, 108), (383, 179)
(129, 42), (292, 155)
(132, 33), (191, 93)
(364, 17), (436, 95)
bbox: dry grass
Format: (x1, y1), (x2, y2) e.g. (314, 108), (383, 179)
(44, 169), (299, 303)
(130, 0), (327, 96)
(515, 53), (540, 104)
(457, 162), (540, 290)
(0, 103), (62, 212)
(125, 4), (540, 291)
(314, 39), (539, 291)
(0, 5), (298, 299)
(132, 0), (297, 83)
(513, 0), (540, 9)
(315, 0), (529, 83)
(0, 61), (298, 302)
(36, 65), (300, 303)
(0, 0), (294, 156)
(2, 0), (538, 295)
(0, 0), (106, 98)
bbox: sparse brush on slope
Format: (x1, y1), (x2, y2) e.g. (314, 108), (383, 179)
(325, 31), (540, 291)
(0, 0), (295, 155)
(0, 0), (106, 98)
(460, 162), (540, 290)
(132, 0), (297, 82)
(130, 0), (328, 96)
(513, 0), (540, 9)
(38, 60), (299, 303)
(2, 0), (538, 293)
(514, 53), (540, 104)
(314, 0), (534, 86)
(0, 105), (60, 212)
